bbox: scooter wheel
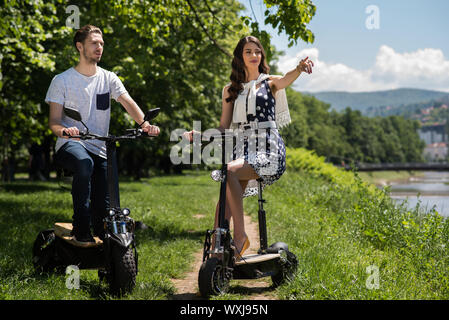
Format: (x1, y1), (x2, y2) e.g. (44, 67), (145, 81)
(271, 250), (298, 287)
(198, 257), (230, 297)
(32, 229), (60, 273)
(109, 244), (137, 296)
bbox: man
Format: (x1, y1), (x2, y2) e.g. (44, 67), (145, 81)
(46, 25), (160, 244)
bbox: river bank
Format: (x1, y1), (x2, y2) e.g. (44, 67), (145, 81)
(358, 170), (425, 187)
(359, 170), (449, 217)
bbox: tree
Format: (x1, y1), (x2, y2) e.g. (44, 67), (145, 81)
(241, 0), (316, 64)
(281, 91), (425, 165)
(0, 1), (70, 178)
(1, 0), (319, 178)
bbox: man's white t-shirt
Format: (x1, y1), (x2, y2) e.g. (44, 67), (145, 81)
(45, 66), (128, 158)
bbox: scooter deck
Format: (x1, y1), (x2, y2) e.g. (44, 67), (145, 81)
(233, 253), (282, 280)
(54, 222), (103, 248)
(235, 253), (280, 265)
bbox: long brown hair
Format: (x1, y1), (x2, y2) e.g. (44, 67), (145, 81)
(226, 36), (270, 104)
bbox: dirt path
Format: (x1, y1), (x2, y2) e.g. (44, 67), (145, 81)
(170, 214), (276, 300)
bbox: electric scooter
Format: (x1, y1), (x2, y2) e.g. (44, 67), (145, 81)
(197, 132), (298, 297)
(32, 106), (160, 296)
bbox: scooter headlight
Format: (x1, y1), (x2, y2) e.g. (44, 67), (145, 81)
(122, 208), (130, 216)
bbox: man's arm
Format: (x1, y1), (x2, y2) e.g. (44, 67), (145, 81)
(117, 93), (146, 124)
(48, 102), (79, 138)
(117, 93), (160, 135)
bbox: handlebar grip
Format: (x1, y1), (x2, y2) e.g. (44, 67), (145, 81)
(62, 130), (82, 139)
(138, 128), (158, 138)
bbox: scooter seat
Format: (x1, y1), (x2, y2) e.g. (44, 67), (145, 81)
(235, 253), (280, 266)
(54, 222), (103, 248)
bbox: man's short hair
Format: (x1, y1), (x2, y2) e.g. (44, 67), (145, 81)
(73, 25), (103, 52)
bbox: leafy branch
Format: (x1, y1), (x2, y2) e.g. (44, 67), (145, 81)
(185, 0), (232, 58)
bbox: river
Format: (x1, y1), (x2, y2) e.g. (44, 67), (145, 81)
(388, 171), (449, 217)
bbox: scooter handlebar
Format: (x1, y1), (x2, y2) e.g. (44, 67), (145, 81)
(62, 130), (102, 140)
(186, 131), (235, 142)
(62, 128), (158, 141)
(203, 132), (235, 141)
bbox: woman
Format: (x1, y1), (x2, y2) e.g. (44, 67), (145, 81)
(186, 36), (313, 259)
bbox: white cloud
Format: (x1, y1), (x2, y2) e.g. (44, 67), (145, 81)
(276, 45), (449, 92)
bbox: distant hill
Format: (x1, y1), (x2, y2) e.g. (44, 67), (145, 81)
(364, 94), (449, 119)
(303, 88), (449, 112)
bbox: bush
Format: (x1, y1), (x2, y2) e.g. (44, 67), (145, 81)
(278, 147), (449, 298)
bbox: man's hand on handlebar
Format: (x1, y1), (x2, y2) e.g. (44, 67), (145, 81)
(141, 123), (160, 137)
(61, 127), (80, 140)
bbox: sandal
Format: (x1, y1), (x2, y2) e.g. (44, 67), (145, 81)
(235, 236), (250, 260)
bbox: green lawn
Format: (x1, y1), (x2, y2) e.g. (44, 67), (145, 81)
(2, 149), (449, 300)
(0, 171), (217, 300)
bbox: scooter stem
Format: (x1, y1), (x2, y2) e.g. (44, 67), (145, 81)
(106, 139), (120, 209)
(218, 134), (228, 229)
(257, 180), (268, 254)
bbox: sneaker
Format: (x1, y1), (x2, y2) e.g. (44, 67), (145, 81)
(71, 229), (95, 244)
(74, 234), (95, 245)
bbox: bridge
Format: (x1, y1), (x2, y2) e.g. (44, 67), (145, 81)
(338, 162), (449, 172)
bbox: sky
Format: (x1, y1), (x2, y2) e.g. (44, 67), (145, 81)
(239, 0), (449, 93)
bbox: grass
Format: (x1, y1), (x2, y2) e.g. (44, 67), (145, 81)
(263, 148), (449, 299)
(0, 171), (218, 300)
(2, 148), (449, 299)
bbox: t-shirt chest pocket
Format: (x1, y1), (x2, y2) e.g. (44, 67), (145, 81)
(96, 92), (110, 110)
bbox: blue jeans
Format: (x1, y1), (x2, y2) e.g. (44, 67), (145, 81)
(55, 141), (118, 235)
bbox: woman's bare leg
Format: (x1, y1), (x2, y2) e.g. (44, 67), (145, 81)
(213, 200), (231, 229)
(225, 159), (259, 253)
(214, 180), (247, 227)
(211, 159), (258, 255)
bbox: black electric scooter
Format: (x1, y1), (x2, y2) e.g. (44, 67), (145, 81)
(32, 106), (160, 295)
(197, 132), (298, 297)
